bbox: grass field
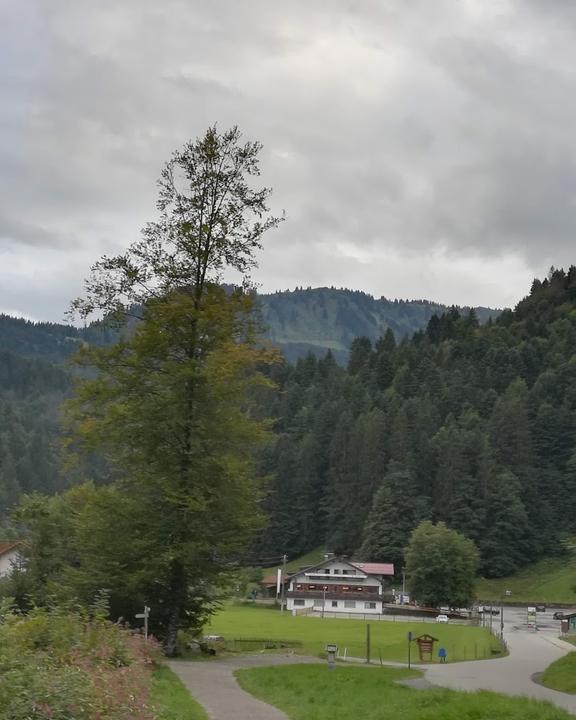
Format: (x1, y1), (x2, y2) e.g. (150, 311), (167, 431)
(476, 553), (576, 604)
(262, 546), (326, 575)
(205, 604), (503, 663)
(235, 664), (570, 720)
(151, 665), (209, 720)
(541, 652), (576, 694)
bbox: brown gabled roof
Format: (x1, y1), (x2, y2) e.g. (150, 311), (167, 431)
(0, 541), (20, 557)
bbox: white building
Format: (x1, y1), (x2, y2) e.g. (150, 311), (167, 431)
(286, 556), (394, 615)
(0, 542), (22, 577)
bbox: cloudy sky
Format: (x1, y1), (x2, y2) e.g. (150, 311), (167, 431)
(2, 0), (576, 321)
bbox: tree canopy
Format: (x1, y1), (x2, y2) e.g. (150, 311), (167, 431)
(59, 126), (281, 654)
(405, 520), (480, 608)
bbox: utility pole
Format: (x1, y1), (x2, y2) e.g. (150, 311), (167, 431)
(402, 567), (406, 603)
(322, 585), (327, 619)
(280, 553), (288, 612)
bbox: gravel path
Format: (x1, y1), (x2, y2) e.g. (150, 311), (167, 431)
(169, 654), (321, 720)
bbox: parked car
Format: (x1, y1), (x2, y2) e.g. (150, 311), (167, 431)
(535, 604), (546, 612)
(553, 611), (564, 620)
(436, 614), (449, 623)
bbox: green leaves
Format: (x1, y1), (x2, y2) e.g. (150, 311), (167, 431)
(405, 521), (479, 608)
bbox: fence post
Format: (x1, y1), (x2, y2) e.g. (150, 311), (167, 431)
(366, 624), (371, 664)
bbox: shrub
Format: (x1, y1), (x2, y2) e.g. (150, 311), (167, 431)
(0, 603), (160, 719)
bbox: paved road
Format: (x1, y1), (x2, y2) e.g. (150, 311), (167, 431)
(425, 608), (576, 714)
(170, 654), (321, 720)
(172, 608), (576, 718)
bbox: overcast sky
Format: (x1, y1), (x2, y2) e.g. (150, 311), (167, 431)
(2, 0), (576, 321)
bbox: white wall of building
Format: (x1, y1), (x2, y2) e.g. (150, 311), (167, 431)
(0, 549), (20, 577)
(287, 597), (383, 614)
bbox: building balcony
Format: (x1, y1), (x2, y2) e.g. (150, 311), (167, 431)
(287, 590), (380, 602)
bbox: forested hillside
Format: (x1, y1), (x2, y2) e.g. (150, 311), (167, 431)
(0, 321), (113, 517)
(255, 268), (576, 578)
(0, 352), (71, 512)
(0, 288), (497, 518)
(259, 287), (498, 362)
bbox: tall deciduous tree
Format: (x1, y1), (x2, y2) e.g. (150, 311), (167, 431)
(405, 520), (479, 608)
(67, 126), (281, 655)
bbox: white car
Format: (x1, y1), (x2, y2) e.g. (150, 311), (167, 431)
(435, 614), (449, 623)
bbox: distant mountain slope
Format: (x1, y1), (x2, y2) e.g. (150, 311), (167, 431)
(0, 315), (116, 364)
(258, 288), (500, 362)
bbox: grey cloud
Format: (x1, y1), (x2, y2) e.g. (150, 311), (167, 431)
(1, 0), (576, 319)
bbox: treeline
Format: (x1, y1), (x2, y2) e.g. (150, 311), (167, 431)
(255, 267), (576, 578)
(259, 286), (498, 363)
(0, 351), (108, 516)
(0, 314), (116, 363)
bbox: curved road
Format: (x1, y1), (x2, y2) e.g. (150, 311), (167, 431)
(425, 607), (576, 714)
(171, 608), (576, 718)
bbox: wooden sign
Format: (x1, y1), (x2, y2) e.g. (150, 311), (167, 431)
(415, 633), (439, 661)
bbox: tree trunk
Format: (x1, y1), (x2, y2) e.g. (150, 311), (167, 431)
(163, 602), (181, 657)
(163, 559), (186, 657)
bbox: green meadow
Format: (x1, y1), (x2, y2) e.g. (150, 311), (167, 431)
(205, 604), (502, 663)
(235, 665), (570, 720)
(476, 552), (576, 604)
(541, 652), (576, 694)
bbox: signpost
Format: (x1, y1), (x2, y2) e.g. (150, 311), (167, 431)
(135, 605), (150, 640)
(407, 631), (413, 669)
(415, 634), (439, 662)
(326, 643), (338, 670)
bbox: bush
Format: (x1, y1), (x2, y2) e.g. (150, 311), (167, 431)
(0, 602), (160, 719)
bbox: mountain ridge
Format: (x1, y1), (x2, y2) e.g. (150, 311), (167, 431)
(258, 286), (500, 362)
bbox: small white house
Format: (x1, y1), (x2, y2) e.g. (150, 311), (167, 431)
(0, 542), (22, 577)
(286, 556), (394, 615)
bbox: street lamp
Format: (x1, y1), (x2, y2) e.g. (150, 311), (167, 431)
(322, 585), (327, 619)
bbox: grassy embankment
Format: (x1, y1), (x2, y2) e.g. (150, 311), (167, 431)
(541, 652), (576, 694)
(151, 666), (209, 720)
(262, 546), (326, 575)
(236, 664), (570, 720)
(476, 552), (576, 604)
(206, 604), (502, 662)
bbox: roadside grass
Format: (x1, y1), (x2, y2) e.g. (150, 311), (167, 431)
(476, 552), (576, 604)
(235, 664), (570, 720)
(151, 665), (209, 720)
(541, 652), (576, 694)
(262, 546), (326, 575)
(205, 604), (503, 663)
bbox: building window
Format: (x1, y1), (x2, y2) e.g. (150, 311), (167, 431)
(341, 569), (348, 575)
(331, 601), (338, 608)
(295, 584), (302, 590)
(364, 602), (376, 610)
(314, 599), (323, 607)
(356, 587), (363, 592)
(309, 585), (316, 590)
(342, 586), (350, 591)
(344, 600), (356, 609)
(294, 599), (305, 606)
(324, 569), (330, 574)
